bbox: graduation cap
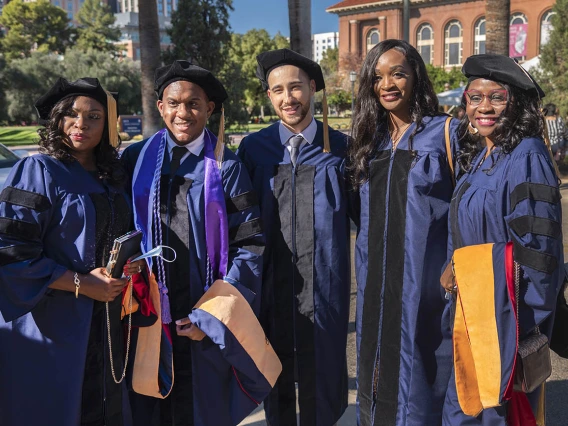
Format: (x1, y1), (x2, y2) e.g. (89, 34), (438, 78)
(256, 48), (330, 153)
(154, 60), (229, 164)
(34, 77), (119, 148)
(462, 54), (545, 99)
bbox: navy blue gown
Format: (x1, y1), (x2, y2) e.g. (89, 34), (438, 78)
(237, 121), (351, 426)
(443, 138), (564, 424)
(121, 131), (263, 426)
(355, 115), (458, 426)
(0, 155), (133, 426)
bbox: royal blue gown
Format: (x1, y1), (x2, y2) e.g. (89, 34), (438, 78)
(237, 121), (351, 426)
(354, 115), (459, 426)
(443, 138), (564, 424)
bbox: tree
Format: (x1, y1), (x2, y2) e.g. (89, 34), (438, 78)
(164, 0), (233, 75)
(537, 0), (568, 114)
(75, 0), (122, 54)
(327, 90), (351, 116)
(138, 0), (163, 137)
(425, 64), (465, 94)
(288, 0), (311, 57)
(0, 0), (73, 61)
(485, 0), (510, 55)
(320, 47), (339, 78)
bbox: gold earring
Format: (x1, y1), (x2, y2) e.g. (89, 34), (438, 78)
(468, 122), (479, 135)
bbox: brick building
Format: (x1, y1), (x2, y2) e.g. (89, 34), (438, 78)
(326, 0), (555, 70)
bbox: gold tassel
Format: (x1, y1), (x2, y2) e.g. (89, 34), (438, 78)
(322, 89), (330, 153)
(214, 107), (225, 169)
(105, 90), (119, 148)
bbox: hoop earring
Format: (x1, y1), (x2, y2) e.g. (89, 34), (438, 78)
(468, 122), (479, 135)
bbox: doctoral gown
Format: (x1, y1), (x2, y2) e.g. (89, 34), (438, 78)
(237, 120), (351, 426)
(354, 115), (458, 426)
(442, 138), (564, 424)
(121, 130), (263, 426)
(0, 155), (133, 426)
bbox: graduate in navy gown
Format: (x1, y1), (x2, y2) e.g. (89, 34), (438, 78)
(349, 40), (459, 426)
(440, 55), (563, 425)
(236, 49), (351, 425)
(0, 78), (141, 426)
(121, 60), (270, 426)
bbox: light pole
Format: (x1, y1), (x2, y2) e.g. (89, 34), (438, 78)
(350, 71), (357, 116)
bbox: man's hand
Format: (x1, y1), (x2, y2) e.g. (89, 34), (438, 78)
(176, 317), (206, 341)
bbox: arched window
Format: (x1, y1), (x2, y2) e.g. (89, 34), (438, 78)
(367, 29), (380, 52)
(510, 12), (528, 59)
(444, 20), (463, 66)
(474, 17), (486, 55)
(541, 10), (555, 48)
(416, 23), (434, 65)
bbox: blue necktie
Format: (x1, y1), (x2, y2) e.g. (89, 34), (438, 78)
(289, 135), (303, 167)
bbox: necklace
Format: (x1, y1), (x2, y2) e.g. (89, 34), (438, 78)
(390, 122), (412, 151)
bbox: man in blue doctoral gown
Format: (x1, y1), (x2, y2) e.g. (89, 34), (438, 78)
(236, 49), (351, 426)
(121, 61), (265, 426)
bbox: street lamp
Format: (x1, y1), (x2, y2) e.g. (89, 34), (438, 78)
(349, 71), (357, 115)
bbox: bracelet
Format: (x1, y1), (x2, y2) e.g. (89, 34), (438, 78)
(74, 272), (81, 299)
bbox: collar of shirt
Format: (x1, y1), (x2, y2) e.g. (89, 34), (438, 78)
(166, 129), (205, 162)
(278, 118), (317, 147)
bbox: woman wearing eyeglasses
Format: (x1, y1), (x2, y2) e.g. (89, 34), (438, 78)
(349, 39), (460, 425)
(441, 55), (563, 424)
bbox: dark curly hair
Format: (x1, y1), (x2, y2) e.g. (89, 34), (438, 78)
(348, 39), (441, 188)
(37, 95), (125, 186)
(457, 82), (544, 171)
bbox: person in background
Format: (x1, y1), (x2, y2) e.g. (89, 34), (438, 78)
(237, 48), (351, 426)
(349, 39), (459, 425)
(543, 102), (567, 162)
(0, 77), (144, 426)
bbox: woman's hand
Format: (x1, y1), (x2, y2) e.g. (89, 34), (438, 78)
(440, 261), (456, 294)
(175, 317), (206, 341)
(80, 268), (129, 302)
(123, 258), (146, 277)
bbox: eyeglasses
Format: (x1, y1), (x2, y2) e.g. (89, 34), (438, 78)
(464, 89), (508, 107)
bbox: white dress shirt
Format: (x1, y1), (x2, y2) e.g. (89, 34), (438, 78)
(166, 130), (205, 165)
(278, 118), (317, 153)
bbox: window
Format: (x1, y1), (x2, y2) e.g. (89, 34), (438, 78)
(157, 0), (163, 14)
(67, 2), (73, 11)
(474, 17), (486, 55)
(416, 23), (434, 65)
(541, 10), (555, 48)
(444, 20), (463, 66)
(510, 13), (528, 59)
(366, 29), (380, 52)
(54, 0), (61, 6)
(67, 12), (73, 19)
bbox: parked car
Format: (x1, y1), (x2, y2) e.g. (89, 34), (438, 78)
(0, 144), (27, 188)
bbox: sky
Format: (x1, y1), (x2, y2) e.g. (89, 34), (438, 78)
(229, 0), (340, 37)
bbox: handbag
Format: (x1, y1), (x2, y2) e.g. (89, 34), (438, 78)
(513, 261), (552, 393)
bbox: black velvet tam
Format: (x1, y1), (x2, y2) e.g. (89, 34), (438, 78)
(462, 54), (545, 99)
(34, 77), (115, 121)
(256, 48), (325, 91)
(154, 60), (228, 113)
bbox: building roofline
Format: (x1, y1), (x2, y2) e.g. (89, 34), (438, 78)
(326, 0), (448, 14)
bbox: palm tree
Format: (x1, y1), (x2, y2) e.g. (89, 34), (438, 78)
(288, 0), (311, 58)
(485, 0), (510, 55)
(138, 0), (163, 137)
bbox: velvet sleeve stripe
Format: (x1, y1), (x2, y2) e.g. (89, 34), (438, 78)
(0, 186), (51, 212)
(510, 182), (561, 211)
(509, 215), (562, 239)
(229, 218), (263, 243)
(512, 239), (558, 274)
(225, 191), (259, 214)
(0, 245), (42, 266)
(0, 217), (41, 241)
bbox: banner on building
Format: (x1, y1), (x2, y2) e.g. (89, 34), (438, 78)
(509, 23), (528, 57)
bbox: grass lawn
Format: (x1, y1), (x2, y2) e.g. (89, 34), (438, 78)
(227, 116), (352, 134)
(0, 126), (41, 146)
